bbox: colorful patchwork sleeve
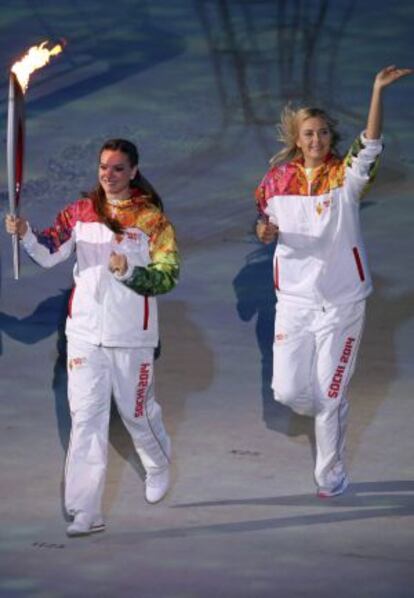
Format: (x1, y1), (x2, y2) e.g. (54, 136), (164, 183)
(34, 204), (77, 254)
(123, 208), (180, 296)
(255, 163), (298, 214)
(22, 203), (78, 268)
(255, 173), (270, 217)
(344, 132), (383, 198)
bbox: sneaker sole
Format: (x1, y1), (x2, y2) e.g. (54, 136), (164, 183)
(317, 480), (348, 499)
(317, 490), (343, 499)
(145, 488), (169, 504)
(67, 523), (106, 538)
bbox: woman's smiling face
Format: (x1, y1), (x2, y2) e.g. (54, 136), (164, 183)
(99, 150), (137, 200)
(296, 116), (332, 167)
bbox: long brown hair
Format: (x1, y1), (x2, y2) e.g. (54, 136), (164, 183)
(86, 138), (164, 234)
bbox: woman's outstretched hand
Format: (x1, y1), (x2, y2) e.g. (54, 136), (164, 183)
(109, 251), (128, 276)
(366, 65), (413, 140)
(374, 65), (413, 90)
(5, 214), (28, 238)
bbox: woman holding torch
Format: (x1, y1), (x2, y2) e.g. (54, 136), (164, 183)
(255, 66), (412, 497)
(5, 139), (179, 536)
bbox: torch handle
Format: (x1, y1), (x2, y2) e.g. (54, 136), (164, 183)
(12, 233), (20, 280)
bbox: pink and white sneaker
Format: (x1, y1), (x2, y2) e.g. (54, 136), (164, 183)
(317, 477), (349, 498)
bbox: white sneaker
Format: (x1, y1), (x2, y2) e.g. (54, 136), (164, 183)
(145, 467), (170, 504)
(66, 512), (105, 537)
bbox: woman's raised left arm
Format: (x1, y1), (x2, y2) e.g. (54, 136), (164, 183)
(366, 65), (413, 140)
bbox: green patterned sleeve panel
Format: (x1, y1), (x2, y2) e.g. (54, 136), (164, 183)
(344, 132), (383, 198)
(123, 210), (180, 297)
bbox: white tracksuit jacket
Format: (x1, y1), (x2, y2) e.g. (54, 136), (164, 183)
(256, 133), (383, 307)
(20, 193), (179, 348)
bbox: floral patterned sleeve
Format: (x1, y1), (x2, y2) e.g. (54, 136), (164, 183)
(21, 202), (79, 268)
(343, 132), (383, 199)
(123, 207), (180, 296)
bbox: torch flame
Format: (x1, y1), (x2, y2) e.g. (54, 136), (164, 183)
(11, 41), (63, 93)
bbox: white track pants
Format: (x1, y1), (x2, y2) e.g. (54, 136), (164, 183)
(64, 338), (171, 518)
(272, 300), (365, 491)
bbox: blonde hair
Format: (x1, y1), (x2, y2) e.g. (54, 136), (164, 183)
(270, 105), (341, 167)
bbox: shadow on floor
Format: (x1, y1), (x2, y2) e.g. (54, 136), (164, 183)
(148, 480), (414, 539)
(233, 241), (315, 447)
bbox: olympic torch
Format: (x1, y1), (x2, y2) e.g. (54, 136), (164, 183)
(7, 41), (64, 279)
